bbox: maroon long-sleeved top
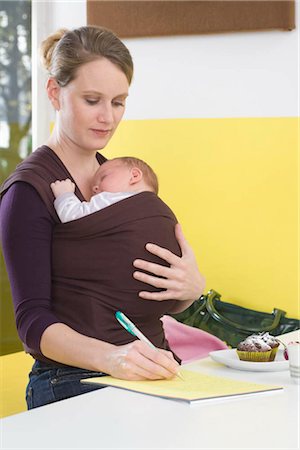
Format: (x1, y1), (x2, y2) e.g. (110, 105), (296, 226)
(0, 182), (60, 355)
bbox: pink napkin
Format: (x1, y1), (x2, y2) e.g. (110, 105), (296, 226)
(161, 315), (228, 363)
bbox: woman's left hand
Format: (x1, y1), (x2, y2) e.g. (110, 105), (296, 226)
(133, 223), (205, 302)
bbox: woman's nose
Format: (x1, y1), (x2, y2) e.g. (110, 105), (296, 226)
(97, 103), (113, 124)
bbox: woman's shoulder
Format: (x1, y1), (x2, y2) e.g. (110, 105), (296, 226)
(1, 181), (54, 221)
(1, 145), (61, 190)
(0, 145), (63, 221)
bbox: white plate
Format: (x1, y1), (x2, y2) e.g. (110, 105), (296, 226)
(209, 348), (289, 372)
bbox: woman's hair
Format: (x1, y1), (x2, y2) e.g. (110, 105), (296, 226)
(114, 157), (159, 195)
(40, 26), (133, 86)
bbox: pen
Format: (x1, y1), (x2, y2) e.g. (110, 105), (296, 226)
(115, 311), (184, 380)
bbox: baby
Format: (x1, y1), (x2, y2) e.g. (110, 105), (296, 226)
(50, 156), (158, 223)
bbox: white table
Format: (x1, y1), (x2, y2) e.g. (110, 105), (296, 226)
(1, 331), (299, 450)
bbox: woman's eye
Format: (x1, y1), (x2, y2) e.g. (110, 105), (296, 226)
(112, 100), (125, 107)
(85, 99), (99, 105)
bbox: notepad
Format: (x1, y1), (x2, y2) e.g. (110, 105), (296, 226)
(82, 369), (283, 403)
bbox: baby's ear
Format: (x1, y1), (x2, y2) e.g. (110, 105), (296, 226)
(130, 167), (143, 185)
(92, 185), (100, 194)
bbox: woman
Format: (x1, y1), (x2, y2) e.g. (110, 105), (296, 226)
(0, 26), (205, 408)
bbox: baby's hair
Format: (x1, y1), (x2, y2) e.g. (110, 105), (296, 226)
(40, 26), (133, 86)
(112, 157), (159, 195)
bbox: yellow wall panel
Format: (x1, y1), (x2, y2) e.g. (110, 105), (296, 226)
(0, 351), (33, 418)
(103, 117), (299, 318)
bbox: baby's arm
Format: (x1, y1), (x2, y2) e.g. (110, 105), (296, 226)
(50, 179), (110, 223)
(50, 180), (134, 223)
(50, 179), (75, 198)
(50, 179), (85, 223)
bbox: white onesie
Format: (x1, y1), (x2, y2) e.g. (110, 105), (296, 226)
(54, 191), (136, 223)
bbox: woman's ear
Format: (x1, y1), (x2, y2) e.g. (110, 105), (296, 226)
(46, 77), (61, 111)
(129, 167), (143, 185)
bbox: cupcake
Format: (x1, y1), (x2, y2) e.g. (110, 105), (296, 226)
(236, 335), (272, 362)
(260, 332), (280, 361)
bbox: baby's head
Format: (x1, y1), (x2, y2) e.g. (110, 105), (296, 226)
(91, 157), (159, 195)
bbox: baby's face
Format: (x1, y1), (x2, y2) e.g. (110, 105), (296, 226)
(92, 160), (132, 194)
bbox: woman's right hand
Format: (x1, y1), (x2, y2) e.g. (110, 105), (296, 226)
(105, 340), (180, 381)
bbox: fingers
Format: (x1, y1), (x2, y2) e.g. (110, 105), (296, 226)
(109, 341), (180, 381)
(144, 243), (181, 265)
(133, 244), (187, 299)
(127, 344), (179, 380)
(132, 224), (193, 274)
(117, 357), (162, 381)
(133, 269), (181, 299)
(132, 221), (205, 302)
(133, 258), (171, 278)
(133, 269), (172, 290)
(137, 290), (175, 301)
(50, 179), (75, 197)
(138, 224), (192, 262)
(174, 223), (191, 255)
(50, 178), (74, 188)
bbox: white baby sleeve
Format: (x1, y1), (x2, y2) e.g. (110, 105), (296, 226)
(54, 192), (136, 223)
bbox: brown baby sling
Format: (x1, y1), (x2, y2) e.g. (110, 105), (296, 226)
(0, 146), (181, 350)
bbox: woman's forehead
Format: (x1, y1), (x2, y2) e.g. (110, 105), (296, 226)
(72, 59), (129, 94)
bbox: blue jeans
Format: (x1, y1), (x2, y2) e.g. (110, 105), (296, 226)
(26, 360), (106, 409)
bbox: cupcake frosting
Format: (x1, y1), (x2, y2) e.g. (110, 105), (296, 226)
(237, 335), (272, 352)
(260, 332), (279, 348)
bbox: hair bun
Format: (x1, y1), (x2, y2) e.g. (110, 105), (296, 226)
(40, 29), (68, 72)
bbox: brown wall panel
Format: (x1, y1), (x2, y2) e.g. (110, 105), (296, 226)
(87, 1), (295, 38)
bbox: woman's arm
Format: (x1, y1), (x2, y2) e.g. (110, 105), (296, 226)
(133, 223), (205, 309)
(0, 183), (179, 379)
(0, 182), (61, 351)
(40, 323), (180, 380)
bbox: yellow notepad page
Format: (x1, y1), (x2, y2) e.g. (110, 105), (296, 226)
(83, 369), (282, 403)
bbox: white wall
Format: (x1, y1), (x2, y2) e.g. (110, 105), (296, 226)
(32, 0), (299, 146)
(123, 29), (299, 120)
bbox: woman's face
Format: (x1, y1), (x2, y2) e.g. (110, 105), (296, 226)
(53, 58), (129, 152)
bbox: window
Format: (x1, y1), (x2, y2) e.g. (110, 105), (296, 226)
(0, 0), (31, 355)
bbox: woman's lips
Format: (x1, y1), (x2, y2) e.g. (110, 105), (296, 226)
(90, 128), (111, 137)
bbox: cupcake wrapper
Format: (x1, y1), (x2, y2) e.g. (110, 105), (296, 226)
(269, 347), (279, 362)
(236, 349), (272, 362)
